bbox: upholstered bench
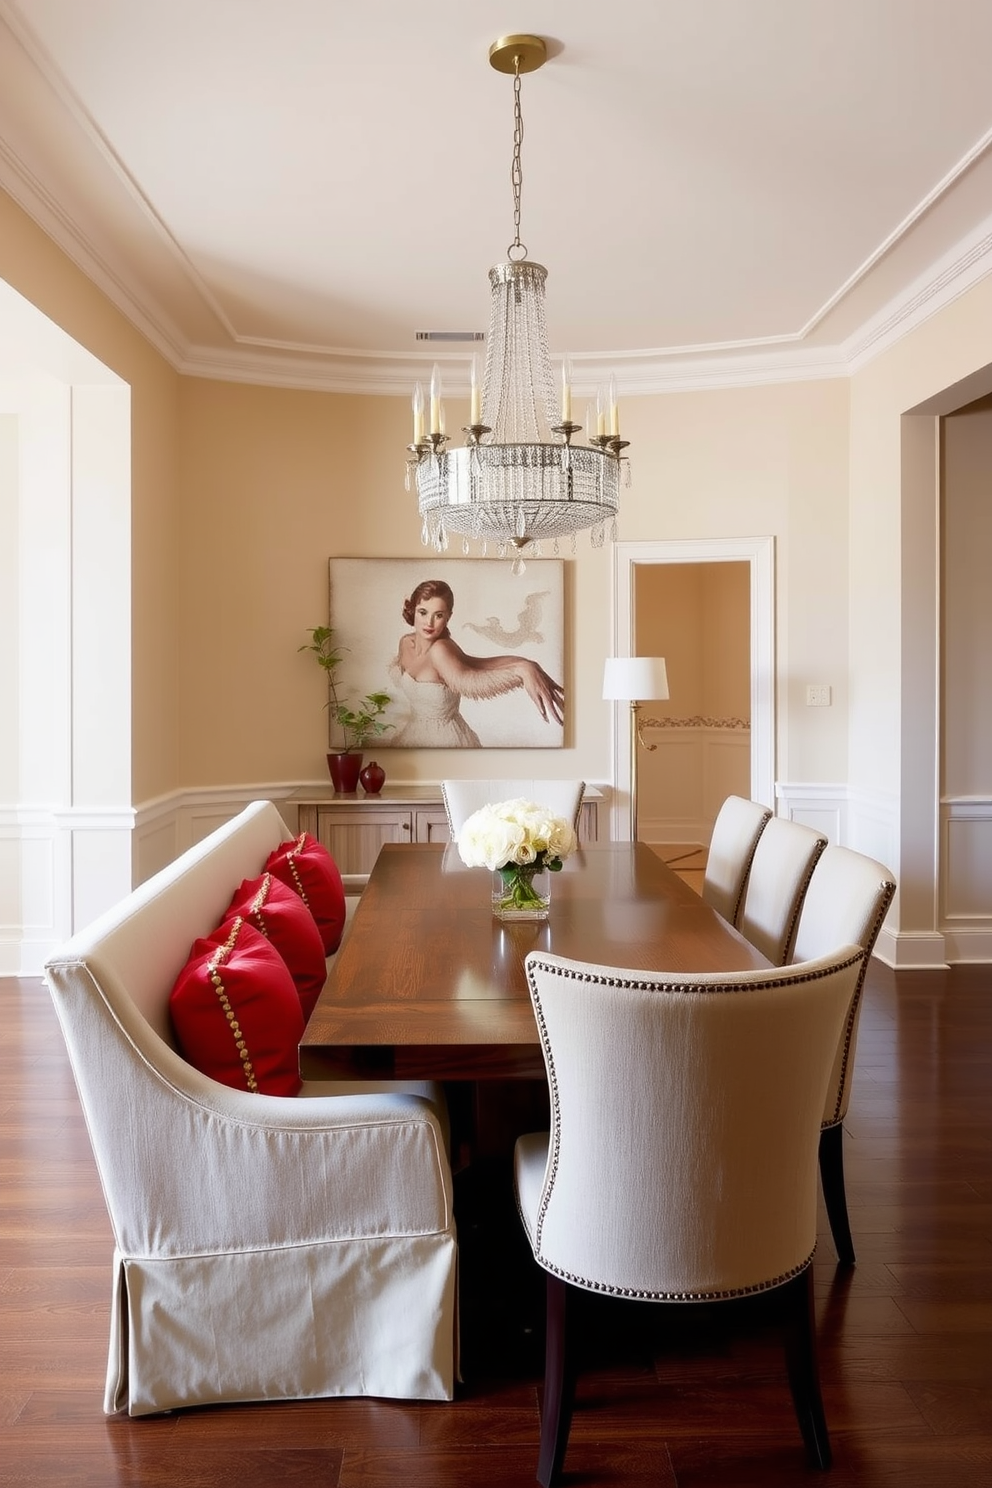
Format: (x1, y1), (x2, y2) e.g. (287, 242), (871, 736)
(44, 799), (456, 1415)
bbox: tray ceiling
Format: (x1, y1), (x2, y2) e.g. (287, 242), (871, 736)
(1, 0), (991, 392)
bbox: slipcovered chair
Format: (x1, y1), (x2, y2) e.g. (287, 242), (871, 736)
(701, 794), (772, 924)
(44, 800), (456, 1416)
(515, 944), (864, 1484)
(791, 846), (897, 1265)
(441, 779), (585, 837)
(738, 816), (828, 964)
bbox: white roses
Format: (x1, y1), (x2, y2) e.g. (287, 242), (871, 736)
(457, 798), (578, 874)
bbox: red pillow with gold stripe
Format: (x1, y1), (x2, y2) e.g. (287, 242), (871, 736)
(265, 832), (346, 954)
(220, 872), (326, 1020)
(169, 917), (303, 1096)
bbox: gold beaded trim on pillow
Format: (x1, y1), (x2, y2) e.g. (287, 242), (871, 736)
(247, 872), (274, 937)
(207, 916), (258, 1094)
(282, 834), (311, 910)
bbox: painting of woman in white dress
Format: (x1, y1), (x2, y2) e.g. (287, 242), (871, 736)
(327, 558), (565, 748)
(391, 579), (564, 747)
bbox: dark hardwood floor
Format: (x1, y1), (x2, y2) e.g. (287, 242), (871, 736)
(1, 962), (990, 1486)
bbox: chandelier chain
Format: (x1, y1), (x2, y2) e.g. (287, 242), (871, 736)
(411, 34), (628, 556)
(509, 59), (525, 260)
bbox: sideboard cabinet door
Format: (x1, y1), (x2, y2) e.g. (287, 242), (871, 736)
(301, 805), (413, 876)
(415, 809), (450, 845)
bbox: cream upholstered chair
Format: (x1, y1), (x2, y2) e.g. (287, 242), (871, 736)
(701, 795), (772, 924)
(44, 801), (456, 1416)
(791, 846), (897, 1265)
(441, 779), (585, 837)
(514, 944), (864, 1484)
(738, 816), (828, 964)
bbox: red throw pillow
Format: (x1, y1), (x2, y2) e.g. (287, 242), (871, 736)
(265, 832), (346, 954)
(221, 872), (326, 1020)
(170, 917), (304, 1096)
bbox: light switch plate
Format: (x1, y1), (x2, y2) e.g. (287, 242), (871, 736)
(806, 685), (831, 707)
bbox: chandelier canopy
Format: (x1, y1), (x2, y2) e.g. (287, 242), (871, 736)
(407, 35), (629, 566)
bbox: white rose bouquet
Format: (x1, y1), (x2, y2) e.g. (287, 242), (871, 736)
(457, 798), (578, 917)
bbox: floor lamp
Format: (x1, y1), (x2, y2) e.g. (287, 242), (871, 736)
(603, 657), (670, 842)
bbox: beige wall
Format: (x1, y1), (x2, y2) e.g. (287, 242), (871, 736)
(175, 374), (852, 795)
(175, 378), (612, 786)
(618, 379), (851, 786)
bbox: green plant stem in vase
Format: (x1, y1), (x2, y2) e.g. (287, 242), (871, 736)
(299, 625), (393, 764)
(493, 862), (552, 920)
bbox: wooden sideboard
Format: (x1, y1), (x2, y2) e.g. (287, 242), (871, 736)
(285, 783), (602, 878)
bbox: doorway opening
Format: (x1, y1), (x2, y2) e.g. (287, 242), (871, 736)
(634, 560), (751, 887)
(609, 538), (775, 847)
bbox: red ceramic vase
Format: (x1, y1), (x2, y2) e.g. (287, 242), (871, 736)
(327, 752), (363, 793)
(359, 760), (386, 794)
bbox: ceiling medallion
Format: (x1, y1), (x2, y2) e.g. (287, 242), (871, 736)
(406, 35), (629, 571)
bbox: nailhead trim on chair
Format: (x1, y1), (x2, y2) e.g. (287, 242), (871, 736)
(534, 1250), (817, 1302)
(731, 810), (772, 926)
(525, 950), (864, 1299)
(207, 916), (259, 1095)
(777, 836), (827, 965)
(821, 877), (896, 1129)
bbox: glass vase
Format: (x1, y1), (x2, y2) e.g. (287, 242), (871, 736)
(492, 863), (551, 921)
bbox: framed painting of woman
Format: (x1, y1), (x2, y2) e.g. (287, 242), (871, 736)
(327, 558), (565, 749)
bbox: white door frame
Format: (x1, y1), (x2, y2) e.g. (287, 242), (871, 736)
(609, 537), (776, 843)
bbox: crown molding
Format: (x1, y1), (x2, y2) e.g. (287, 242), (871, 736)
(844, 215), (992, 373)
(0, 138), (189, 367)
(3, 0), (992, 396)
(0, 121), (989, 397)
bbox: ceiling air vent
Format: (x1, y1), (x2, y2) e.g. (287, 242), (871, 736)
(415, 330), (485, 342)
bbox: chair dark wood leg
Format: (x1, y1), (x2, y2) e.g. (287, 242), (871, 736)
(782, 1266), (832, 1470)
(537, 1274), (577, 1488)
(819, 1121), (855, 1266)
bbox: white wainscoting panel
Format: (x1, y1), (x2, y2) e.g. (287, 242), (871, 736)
(1, 804), (134, 975)
(0, 809), (57, 975)
(775, 783), (847, 844)
(132, 785), (304, 886)
(941, 797), (992, 962)
(637, 728), (750, 845)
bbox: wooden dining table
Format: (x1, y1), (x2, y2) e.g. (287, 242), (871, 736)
(300, 841), (771, 1084)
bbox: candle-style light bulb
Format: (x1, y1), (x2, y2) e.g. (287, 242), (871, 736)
(606, 374), (621, 437)
(412, 383), (425, 445)
(560, 357), (572, 424)
(596, 385), (608, 437)
(470, 355), (481, 427)
(609, 373), (619, 438)
(430, 364), (442, 436)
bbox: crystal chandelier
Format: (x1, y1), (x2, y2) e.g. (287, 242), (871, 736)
(406, 35), (629, 565)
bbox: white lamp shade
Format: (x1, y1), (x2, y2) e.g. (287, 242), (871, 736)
(602, 656), (670, 702)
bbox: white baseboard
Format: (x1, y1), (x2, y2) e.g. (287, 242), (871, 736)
(875, 927), (948, 969)
(940, 926), (992, 964)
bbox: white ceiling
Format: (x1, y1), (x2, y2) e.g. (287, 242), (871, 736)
(2, 0), (992, 395)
